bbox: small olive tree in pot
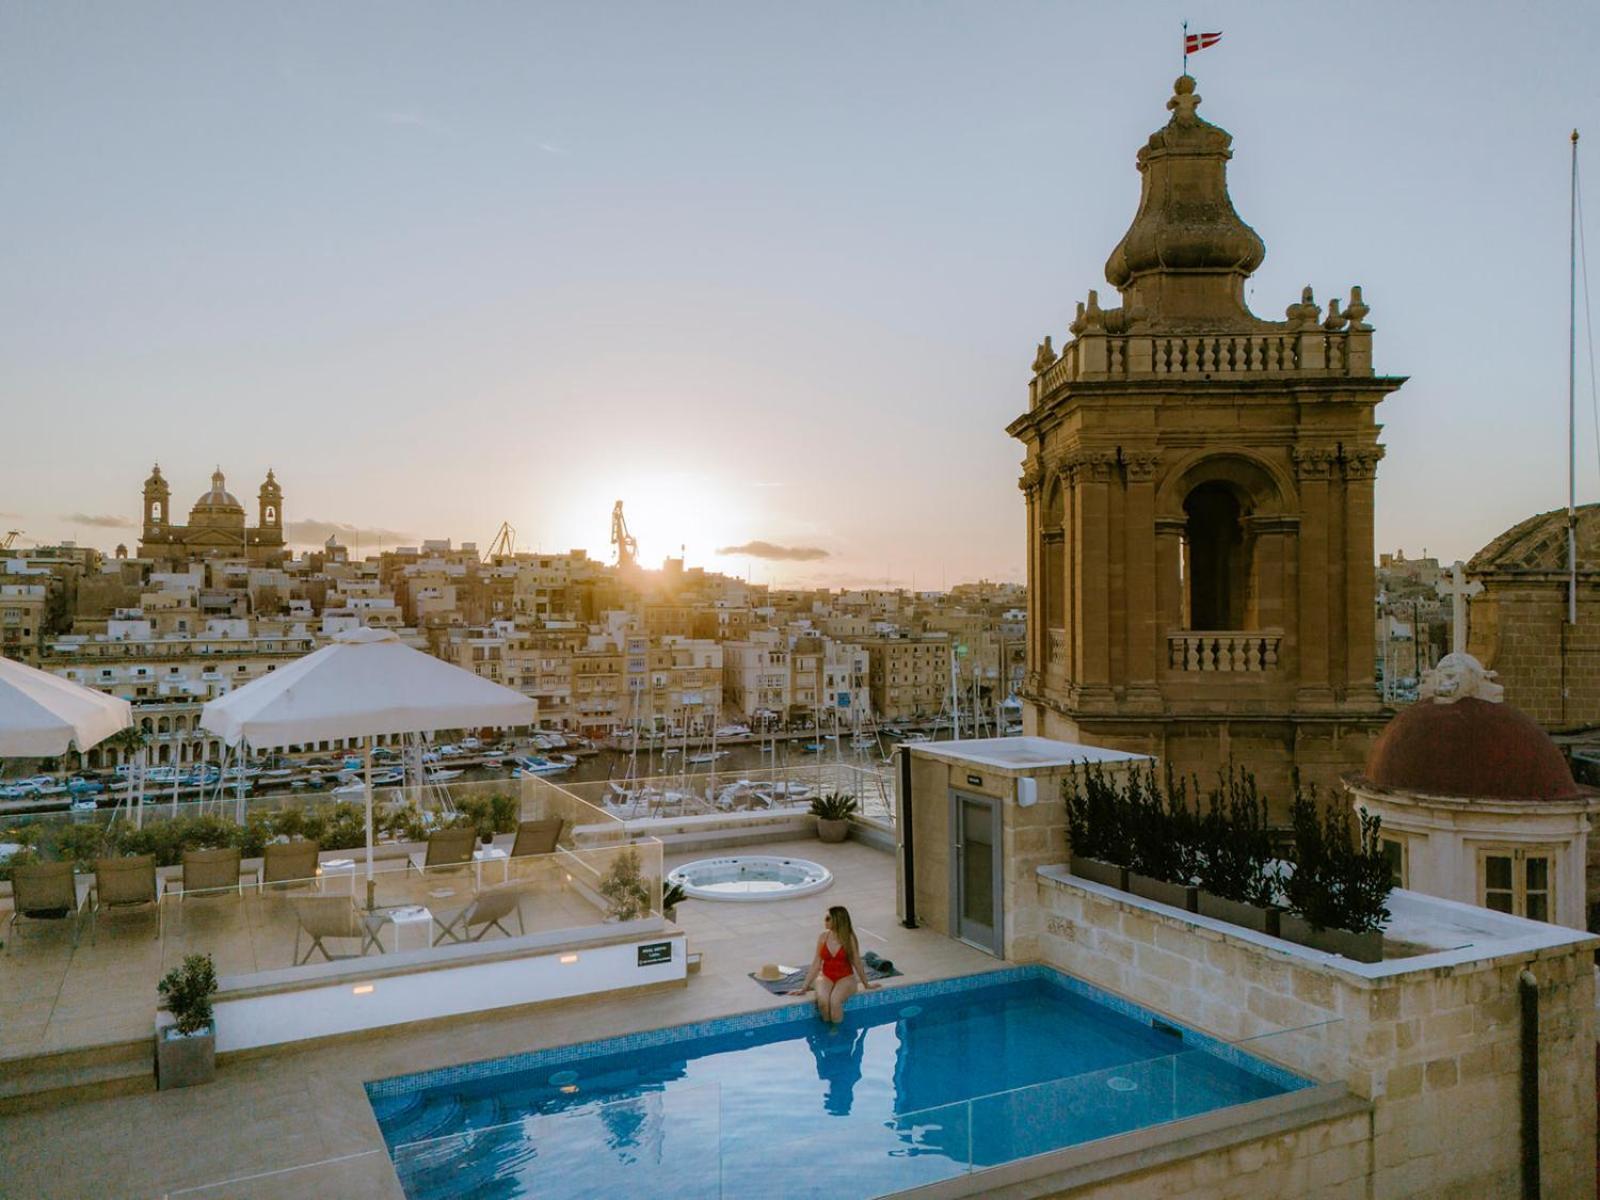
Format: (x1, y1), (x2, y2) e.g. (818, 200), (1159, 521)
(155, 953), (218, 1089)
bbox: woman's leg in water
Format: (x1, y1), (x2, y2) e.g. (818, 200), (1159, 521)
(827, 974), (859, 1023)
(814, 976), (835, 1021)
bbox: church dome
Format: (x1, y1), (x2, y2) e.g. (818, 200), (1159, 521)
(1360, 697), (1579, 803)
(192, 469), (243, 512)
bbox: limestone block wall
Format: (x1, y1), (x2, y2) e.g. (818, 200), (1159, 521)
(1470, 581), (1600, 729)
(1035, 871), (1597, 1200)
(1038, 1109), (1374, 1200)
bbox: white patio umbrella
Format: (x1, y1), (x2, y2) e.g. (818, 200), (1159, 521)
(0, 655), (132, 758)
(199, 627), (534, 903)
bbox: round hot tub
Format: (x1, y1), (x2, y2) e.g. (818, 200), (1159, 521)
(667, 855), (833, 902)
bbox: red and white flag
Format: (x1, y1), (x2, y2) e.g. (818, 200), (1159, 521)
(1185, 30), (1222, 54)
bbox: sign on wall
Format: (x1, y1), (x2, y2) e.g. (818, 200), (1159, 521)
(637, 941), (673, 967)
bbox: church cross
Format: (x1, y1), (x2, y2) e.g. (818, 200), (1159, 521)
(1435, 561), (1483, 656)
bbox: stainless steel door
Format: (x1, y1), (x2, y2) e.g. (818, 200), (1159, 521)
(952, 790), (1001, 955)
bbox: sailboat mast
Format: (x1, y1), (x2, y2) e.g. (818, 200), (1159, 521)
(1571, 128), (1581, 625)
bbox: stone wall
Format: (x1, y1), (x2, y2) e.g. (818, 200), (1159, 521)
(1470, 578), (1600, 730)
(1035, 870), (1597, 1199)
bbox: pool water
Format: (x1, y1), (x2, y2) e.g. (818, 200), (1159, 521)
(368, 967), (1309, 1200)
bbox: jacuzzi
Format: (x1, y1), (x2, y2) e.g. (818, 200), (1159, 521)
(667, 855), (834, 901)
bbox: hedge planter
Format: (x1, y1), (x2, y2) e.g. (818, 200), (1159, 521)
(1278, 913), (1383, 963)
(1127, 872), (1199, 913)
(154, 1014), (215, 1090)
(1070, 855), (1127, 891)
(1197, 890), (1280, 937)
(816, 818), (850, 844)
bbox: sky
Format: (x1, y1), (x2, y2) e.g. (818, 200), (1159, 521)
(3, 2), (1599, 588)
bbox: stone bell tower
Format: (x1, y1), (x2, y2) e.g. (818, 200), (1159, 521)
(252, 468), (286, 561)
(140, 463), (171, 553)
(1008, 76), (1404, 806)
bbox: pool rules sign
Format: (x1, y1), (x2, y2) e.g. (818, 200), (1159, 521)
(637, 941), (672, 967)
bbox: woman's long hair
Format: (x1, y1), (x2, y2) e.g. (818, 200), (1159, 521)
(827, 905), (860, 967)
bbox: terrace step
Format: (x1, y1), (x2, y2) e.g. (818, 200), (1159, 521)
(0, 1037), (153, 1114)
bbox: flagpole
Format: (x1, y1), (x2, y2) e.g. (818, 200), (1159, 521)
(1183, 20), (1189, 76)
(1570, 128), (1580, 625)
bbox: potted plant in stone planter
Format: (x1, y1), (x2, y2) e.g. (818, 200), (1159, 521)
(662, 881), (687, 922)
(810, 792), (858, 843)
(1065, 761), (1133, 890)
(1195, 769), (1283, 935)
(1124, 765), (1201, 913)
(155, 953), (218, 1090)
(1279, 784), (1391, 963)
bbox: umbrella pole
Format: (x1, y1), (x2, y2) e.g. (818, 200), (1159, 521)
(364, 735), (376, 911)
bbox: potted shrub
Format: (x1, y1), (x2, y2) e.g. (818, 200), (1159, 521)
(1279, 784), (1391, 963)
(598, 848), (653, 921)
(1124, 765), (1201, 912)
(662, 881), (687, 922)
(810, 792), (858, 843)
(1065, 761), (1132, 890)
(155, 953), (218, 1090)
(1195, 769), (1283, 935)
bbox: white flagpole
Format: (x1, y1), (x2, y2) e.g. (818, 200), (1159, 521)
(1570, 129), (1580, 626)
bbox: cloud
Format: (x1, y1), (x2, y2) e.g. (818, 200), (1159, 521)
(716, 540), (830, 562)
(383, 110), (450, 134)
(286, 518), (418, 547)
(537, 141), (567, 155)
(63, 512), (136, 529)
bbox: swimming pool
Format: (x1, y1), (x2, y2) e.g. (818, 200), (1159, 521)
(367, 966), (1312, 1199)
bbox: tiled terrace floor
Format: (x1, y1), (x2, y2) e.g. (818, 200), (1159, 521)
(0, 837), (1002, 1200)
(0, 859), (603, 1060)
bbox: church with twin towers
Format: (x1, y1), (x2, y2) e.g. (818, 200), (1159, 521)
(1009, 74), (1402, 807)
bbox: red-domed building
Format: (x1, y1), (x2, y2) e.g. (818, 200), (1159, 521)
(1345, 654), (1600, 929)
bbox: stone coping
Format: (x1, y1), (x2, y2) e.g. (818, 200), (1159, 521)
(214, 915), (669, 1000)
(1038, 865), (1600, 982)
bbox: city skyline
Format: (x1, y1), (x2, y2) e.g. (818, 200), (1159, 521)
(4, 4), (1599, 585)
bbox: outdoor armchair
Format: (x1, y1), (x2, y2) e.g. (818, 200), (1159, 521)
(89, 855), (160, 942)
(432, 886), (525, 945)
(177, 846), (247, 899)
(290, 895), (381, 964)
(6, 861), (81, 952)
(261, 840), (321, 890)
(510, 818), (563, 859)
(406, 827), (477, 876)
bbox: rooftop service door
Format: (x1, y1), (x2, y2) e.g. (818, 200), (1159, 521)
(951, 790), (1002, 956)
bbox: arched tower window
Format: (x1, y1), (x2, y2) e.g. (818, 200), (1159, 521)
(1042, 478), (1066, 630)
(265, 505), (277, 524)
(1183, 482), (1250, 629)
(150, 501), (163, 523)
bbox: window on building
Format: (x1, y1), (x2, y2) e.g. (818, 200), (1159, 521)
(1478, 848), (1555, 922)
(1183, 482), (1251, 630)
(1379, 837), (1406, 888)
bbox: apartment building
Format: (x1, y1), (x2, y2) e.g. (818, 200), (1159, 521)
(0, 583), (48, 664)
(861, 634), (950, 720)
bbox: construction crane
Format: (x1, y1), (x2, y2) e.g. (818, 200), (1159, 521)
(610, 500), (638, 569)
(483, 521), (517, 563)
(1, 530), (21, 550)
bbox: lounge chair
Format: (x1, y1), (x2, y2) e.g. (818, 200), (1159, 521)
(261, 840), (320, 891)
(6, 861), (81, 952)
(89, 855), (160, 942)
(176, 846), (246, 899)
(290, 895), (381, 964)
(406, 827), (477, 876)
(432, 887), (525, 944)
(510, 818), (563, 859)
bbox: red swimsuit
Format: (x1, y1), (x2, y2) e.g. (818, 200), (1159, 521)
(820, 939), (852, 983)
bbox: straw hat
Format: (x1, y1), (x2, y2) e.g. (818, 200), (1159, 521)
(756, 963), (786, 982)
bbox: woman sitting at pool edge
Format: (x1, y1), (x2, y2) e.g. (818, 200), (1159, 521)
(789, 905), (878, 1022)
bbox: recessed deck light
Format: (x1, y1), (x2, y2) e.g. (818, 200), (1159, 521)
(353, 984), (374, 995)
(560, 953), (579, 964)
